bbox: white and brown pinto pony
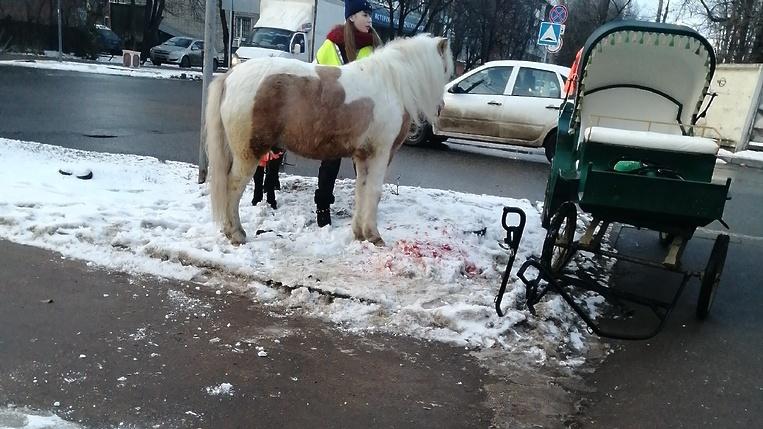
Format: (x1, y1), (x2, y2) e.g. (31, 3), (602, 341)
(205, 34), (454, 245)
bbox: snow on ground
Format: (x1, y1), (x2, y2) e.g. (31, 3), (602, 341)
(0, 138), (601, 361)
(205, 383), (234, 396)
(731, 149), (763, 163)
(0, 405), (83, 429)
(0, 57), (210, 80)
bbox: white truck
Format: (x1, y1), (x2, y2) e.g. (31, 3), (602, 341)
(699, 63), (763, 153)
(231, 0), (345, 65)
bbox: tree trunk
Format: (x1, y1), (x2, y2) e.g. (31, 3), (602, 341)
(655, 0), (664, 22)
(218, 0), (229, 66)
(750, 8), (763, 63)
(129, 0), (136, 50)
(661, 0), (670, 22)
(141, 0), (165, 61)
(597, 0), (610, 24)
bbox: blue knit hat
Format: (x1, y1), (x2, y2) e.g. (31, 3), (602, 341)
(345, 0), (372, 19)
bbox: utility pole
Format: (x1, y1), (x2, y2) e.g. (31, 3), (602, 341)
(57, 0), (62, 62)
(199, 0), (218, 183)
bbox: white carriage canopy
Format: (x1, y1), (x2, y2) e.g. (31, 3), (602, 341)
(575, 24), (715, 136)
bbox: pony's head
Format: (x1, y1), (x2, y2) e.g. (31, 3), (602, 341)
(364, 34), (454, 125)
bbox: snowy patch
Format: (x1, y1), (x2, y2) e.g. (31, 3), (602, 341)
(731, 149), (763, 163)
(205, 383), (234, 396)
(0, 405), (83, 429)
(0, 59), (216, 80)
(0, 138), (606, 360)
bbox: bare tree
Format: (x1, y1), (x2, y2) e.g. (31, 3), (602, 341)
(686, 0), (763, 63)
(141, 0), (165, 59)
(218, 0), (229, 66)
(554, 0), (636, 66)
(184, 0), (230, 65)
(378, 0), (454, 40)
(444, 0), (550, 70)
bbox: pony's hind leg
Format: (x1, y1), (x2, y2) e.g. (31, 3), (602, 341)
(225, 156), (258, 244)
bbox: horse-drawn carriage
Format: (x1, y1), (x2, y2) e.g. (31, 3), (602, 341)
(495, 21), (732, 340)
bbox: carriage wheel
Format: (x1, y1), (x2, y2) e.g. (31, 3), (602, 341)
(697, 234), (729, 320)
(541, 202), (577, 275)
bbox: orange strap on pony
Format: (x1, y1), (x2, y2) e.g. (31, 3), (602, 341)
(258, 150), (283, 167)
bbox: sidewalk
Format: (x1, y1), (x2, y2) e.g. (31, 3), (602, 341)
(0, 240), (494, 428)
(0, 52), (215, 80)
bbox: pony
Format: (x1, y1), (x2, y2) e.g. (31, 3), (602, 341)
(205, 34), (454, 245)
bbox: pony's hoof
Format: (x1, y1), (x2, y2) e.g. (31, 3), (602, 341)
(368, 236), (385, 247)
(227, 229), (247, 245)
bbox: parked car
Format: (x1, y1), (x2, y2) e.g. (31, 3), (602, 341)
(95, 24), (122, 56)
(407, 60), (570, 162)
(149, 37), (220, 71)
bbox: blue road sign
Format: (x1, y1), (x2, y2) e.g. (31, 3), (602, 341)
(549, 5), (569, 24)
(537, 22), (563, 47)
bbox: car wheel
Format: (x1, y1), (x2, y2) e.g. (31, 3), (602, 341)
(180, 56), (190, 68)
(543, 130), (557, 163)
(405, 121), (429, 146)
(405, 121), (446, 147)
(153, 59), (162, 67)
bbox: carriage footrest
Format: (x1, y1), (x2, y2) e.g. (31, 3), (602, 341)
(517, 257), (691, 340)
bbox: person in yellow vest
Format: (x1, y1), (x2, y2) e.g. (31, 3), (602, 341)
(313, 0), (383, 227)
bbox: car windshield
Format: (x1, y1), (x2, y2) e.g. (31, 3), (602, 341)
(242, 27), (293, 52)
(164, 37), (193, 48)
(456, 66), (513, 95)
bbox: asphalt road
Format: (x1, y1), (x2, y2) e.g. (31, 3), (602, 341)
(1, 64), (762, 428)
(0, 64), (551, 202)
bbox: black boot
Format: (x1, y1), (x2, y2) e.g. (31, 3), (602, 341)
(316, 207), (331, 227)
(315, 159), (341, 228)
(252, 166), (265, 206)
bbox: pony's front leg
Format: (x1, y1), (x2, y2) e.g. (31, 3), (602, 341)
(351, 157), (369, 240)
(225, 157), (258, 244)
(359, 153), (389, 246)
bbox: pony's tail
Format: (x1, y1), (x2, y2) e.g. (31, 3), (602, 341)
(205, 73), (231, 227)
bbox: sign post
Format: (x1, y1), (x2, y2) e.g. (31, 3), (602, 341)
(541, 5), (569, 58)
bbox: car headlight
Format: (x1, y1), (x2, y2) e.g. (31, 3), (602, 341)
(231, 54), (241, 67)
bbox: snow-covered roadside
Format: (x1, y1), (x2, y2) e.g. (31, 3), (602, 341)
(0, 57), (212, 80)
(718, 148), (763, 168)
(0, 138), (604, 363)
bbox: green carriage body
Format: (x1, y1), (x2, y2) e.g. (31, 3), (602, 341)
(543, 21), (731, 238)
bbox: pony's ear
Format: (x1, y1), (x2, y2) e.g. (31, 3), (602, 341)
(437, 38), (449, 57)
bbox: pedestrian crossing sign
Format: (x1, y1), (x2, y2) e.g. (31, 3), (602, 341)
(537, 21), (562, 47)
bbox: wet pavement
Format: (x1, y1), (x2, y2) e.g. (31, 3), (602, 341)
(0, 240), (494, 428)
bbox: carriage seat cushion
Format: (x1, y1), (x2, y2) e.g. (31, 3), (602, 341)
(583, 127), (719, 155)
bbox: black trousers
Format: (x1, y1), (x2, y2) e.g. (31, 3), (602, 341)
(314, 158), (341, 208)
(253, 155), (282, 203)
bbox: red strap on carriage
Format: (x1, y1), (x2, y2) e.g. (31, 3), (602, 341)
(563, 48), (583, 98)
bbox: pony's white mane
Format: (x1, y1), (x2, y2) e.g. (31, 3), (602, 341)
(353, 34), (453, 124)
